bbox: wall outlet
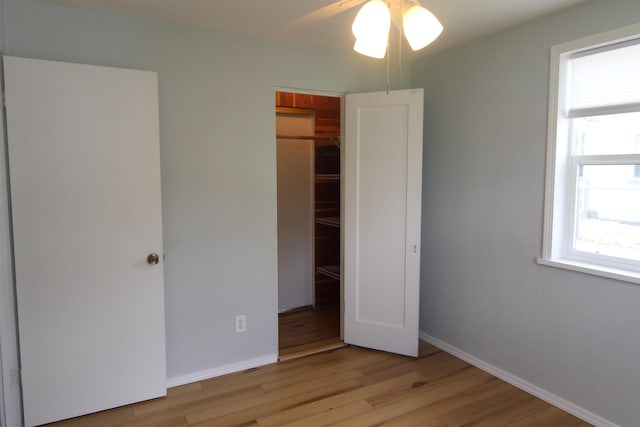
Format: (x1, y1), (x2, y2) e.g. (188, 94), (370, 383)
(235, 314), (247, 333)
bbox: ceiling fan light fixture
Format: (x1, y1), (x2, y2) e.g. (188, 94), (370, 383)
(352, 0), (391, 53)
(354, 35), (389, 59)
(402, 4), (443, 51)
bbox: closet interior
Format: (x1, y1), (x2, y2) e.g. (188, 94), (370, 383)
(276, 91), (343, 359)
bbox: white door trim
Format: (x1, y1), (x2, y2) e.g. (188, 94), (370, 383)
(0, 55), (23, 427)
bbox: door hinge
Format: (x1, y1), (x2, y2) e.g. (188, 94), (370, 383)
(10, 368), (21, 386)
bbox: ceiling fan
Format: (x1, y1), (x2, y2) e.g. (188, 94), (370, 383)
(273, 0), (443, 59)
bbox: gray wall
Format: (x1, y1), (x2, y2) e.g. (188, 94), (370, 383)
(412, 1), (640, 425)
(0, 0), (409, 385)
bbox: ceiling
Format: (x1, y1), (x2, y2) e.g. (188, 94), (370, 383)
(34, 0), (589, 56)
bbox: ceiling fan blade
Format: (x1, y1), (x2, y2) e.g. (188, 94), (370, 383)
(271, 0), (367, 37)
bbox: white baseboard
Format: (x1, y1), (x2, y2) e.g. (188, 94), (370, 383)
(419, 332), (617, 427)
(166, 353), (278, 388)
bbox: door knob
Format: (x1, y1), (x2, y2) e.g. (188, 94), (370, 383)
(147, 253), (160, 265)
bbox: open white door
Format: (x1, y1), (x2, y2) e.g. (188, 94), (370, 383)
(344, 89), (423, 357)
(4, 56), (166, 426)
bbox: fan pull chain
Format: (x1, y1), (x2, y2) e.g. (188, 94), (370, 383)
(386, 42), (390, 94)
(398, 0), (403, 68)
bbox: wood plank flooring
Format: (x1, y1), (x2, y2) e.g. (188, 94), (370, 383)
(47, 341), (591, 427)
(278, 307), (343, 361)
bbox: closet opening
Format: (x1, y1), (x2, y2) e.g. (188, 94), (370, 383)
(275, 90), (344, 361)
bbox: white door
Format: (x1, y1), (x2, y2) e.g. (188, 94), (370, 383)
(276, 112), (314, 311)
(344, 89), (423, 357)
(4, 56), (166, 426)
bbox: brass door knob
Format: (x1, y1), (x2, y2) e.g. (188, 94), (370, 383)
(147, 253), (160, 265)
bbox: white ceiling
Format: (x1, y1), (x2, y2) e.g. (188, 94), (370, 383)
(34, 0), (589, 55)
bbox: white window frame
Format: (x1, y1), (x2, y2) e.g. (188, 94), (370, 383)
(538, 23), (640, 285)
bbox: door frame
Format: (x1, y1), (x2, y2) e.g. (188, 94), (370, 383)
(0, 55), (23, 427)
(274, 87), (346, 348)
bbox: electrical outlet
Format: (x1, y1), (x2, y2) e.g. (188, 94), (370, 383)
(235, 314), (247, 333)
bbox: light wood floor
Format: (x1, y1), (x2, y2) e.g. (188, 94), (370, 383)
(48, 341), (590, 427)
(278, 306), (343, 360)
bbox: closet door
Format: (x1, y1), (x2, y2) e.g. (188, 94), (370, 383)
(344, 89), (423, 357)
(4, 56), (166, 426)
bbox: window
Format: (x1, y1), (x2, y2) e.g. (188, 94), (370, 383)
(539, 24), (640, 284)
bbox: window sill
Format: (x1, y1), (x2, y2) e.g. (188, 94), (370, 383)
(536, 258), (640, 285)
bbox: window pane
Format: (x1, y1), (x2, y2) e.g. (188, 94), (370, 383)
(573, 112), (640, 155)
(575, 164), (640, 261)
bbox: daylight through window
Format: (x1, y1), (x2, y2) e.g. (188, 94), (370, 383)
(539, 24), (640, 283)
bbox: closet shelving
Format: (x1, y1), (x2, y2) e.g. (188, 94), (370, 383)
(314, 141), (341, 295)
(315, 173), (340, 182)
(315, 216), (340, 227)
(316, 265), (341, 280)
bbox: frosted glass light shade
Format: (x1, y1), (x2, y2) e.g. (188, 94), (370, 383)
(354, 35), (388, 59)
(402, 5), (443, 51)
(352, 0), (391, 58)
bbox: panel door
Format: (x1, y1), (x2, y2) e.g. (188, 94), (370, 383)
(344, 89), (423, 357)
(4, 56), (166, 426)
